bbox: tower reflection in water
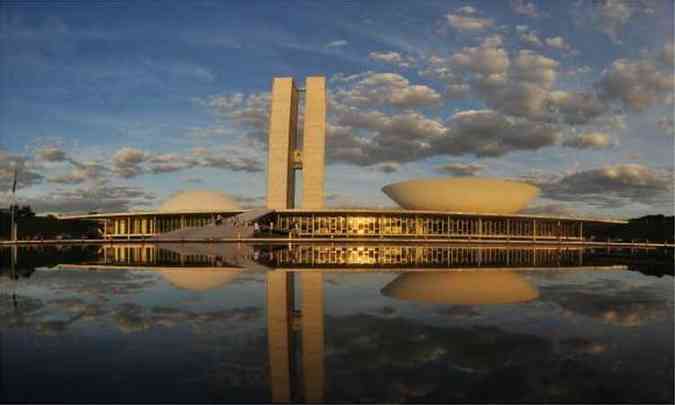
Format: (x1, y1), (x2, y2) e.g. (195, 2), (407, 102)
(266, 271), (325, 402)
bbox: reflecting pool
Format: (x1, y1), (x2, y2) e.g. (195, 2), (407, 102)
(1, 244), (673, 402)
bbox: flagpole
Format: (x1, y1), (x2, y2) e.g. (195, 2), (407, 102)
(10, 165), (17, 241)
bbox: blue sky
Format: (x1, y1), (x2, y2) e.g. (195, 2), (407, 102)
(0, 0), (673, 218)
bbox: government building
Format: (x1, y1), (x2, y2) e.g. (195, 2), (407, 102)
(60, 76), (625, 241)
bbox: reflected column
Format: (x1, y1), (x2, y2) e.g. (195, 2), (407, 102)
(301, 272), (325, 403)
(266, 271), (295, 402)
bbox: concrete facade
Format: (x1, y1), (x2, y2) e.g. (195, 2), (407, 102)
(301, 77), (327, 209)
(267, 78), (298, 209)
(266, 76), (326, 210)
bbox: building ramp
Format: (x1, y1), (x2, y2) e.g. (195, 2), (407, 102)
(155, 209), (275, 240)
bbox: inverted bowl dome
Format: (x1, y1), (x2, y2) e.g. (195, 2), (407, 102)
(159, 190), (241, 212)
(382, 177), (539, 214)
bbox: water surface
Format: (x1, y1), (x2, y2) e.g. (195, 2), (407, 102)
(1, 244), (672, 403)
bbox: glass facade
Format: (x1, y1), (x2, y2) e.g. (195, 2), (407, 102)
(266, 245), (586, 268)
(272, 212), (583, 240)
(100, 211), (584, 241)
(95, 244), (589, 269)
(103, 213), (236, 238)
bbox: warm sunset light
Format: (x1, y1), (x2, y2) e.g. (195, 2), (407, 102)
(1, 1), (672, 403)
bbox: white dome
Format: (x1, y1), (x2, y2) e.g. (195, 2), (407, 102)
(158, 190), (241, 212)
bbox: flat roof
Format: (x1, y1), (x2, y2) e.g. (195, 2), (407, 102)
(58, 208), (627, 224)
(58, 209), (244, 219)
(274, 208), (627, 224)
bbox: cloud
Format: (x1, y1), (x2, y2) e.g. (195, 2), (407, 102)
(445, 39), (570, 122)
(656, 116), (674, 135)
(573, 0), (665, 44)
(446, 83), (470, 99)
(435, 162), (484, 176)
(446, 13), (494, 32)
(562, 131), (613, 149)
(539, 163), (673, 208)
(373, 161), (401, 173)
(546, 279), (672, 328)
(561, 65), (593, 76)
(34, 147), (113, 185)
(112, 147), (146, 178)
(433, 109), (560, 157)
(47, 164), (108, 184)
(30, 144), (257, 184)
(456, 6), (478, 14)
(368, 51), (415, 68)
(519, 30), (542, 47)
(105, 145), (263, 179)
(24, 183), (156, 213)
(326, 39), (348, 48)
(201, 92), (271, 145)
(472, 50), (559, 120)
(328, 107), (446, 165)
(511, 0), (539, 17)
(187, 126), (232, 138)
(597, 57), (674, 112)
(546, 90), (609, 125)
(0, 149), (43, 191)
(328, 101), (562, 166)
(334, 72), (441, 109)
(594, 0), (635, 43)
(112, 147), (145, 166)
(191, 147), (263, 172)
(510, 50), (559, 88)
(544, 36), (572, 51)
(450, 37), (510, 75)
(35, 146), (67, 162)
(146, 153), (198, 174)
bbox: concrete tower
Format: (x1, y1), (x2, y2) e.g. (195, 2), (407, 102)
(301, 77), (327, 209)
(266, 76), (326, 209)
(266, 78), (299, 209)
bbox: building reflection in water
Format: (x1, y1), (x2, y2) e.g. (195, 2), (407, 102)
(81, 244), (573, 402)
(259, 244), (588, 269)
(3, 243), (635, 403)
(89, 243), (594, 270)
(381, 271), (539, 305)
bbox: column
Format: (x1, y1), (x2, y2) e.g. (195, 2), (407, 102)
(532, 219), (536, 241)
(267, 77), (298, 209)
(302, 77), (326, 209)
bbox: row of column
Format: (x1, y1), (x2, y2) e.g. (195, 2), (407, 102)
(274, 214), (584, 240)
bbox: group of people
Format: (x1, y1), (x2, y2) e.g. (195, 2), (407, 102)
(213, 215), (274, 237)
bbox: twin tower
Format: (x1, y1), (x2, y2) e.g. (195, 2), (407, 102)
(266, 76), (326, 210)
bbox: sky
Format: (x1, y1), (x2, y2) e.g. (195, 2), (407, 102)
(0, 0), (673, 218)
